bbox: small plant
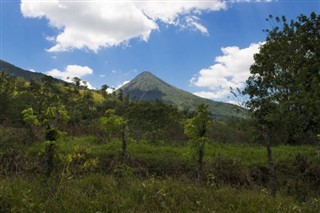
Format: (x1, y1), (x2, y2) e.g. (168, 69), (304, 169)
(61, 145), (99, 178)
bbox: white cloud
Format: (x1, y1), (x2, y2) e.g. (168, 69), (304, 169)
(20, 0), (226, 52)
(116, 80), (130, 89)
(106, 88), (114, 94)
(45, 36), (55, 42)
(80, 80), (95, 90)
(105, 80), (130, 94)
(46, 65), (95, 89)
(191, 42), (263, 101)
(184, 16), (209, 35)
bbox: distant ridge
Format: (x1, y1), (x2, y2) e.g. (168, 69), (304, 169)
(0, 59), (48, 81)
(120, 71), (246, 118)
(0, 59), (66, 84)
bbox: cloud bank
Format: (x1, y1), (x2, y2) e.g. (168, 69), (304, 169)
(46, 65), (95, 89)
(20, 0), (227, 52)
(191, 42), (263, 101)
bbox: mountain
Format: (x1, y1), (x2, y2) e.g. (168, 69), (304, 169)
(0, 59), (50, 81)
(120, 71), (245, 118)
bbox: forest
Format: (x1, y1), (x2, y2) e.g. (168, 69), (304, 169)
(0, 12), (319, 212)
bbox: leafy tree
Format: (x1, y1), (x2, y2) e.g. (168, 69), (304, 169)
(21, 107), (41, 141)
(100, 109), (125, 139)
(72, 77), (81, 87)
(100, 84), (110, 98)
(244, 12), (320, 144)
(21, 104), (70, 139)
(44, 105), (70, 129)
(101, 84), (109, 91)
(243, 12), (320, 196)
(100, 109), (127, 162)
(0, 73), (16, 122)
(21, 107), (41, 127)
(184, 104), (210, 182)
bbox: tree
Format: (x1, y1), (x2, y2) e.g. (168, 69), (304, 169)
(44, 105), (70, 129)
(100, 109), (127, 163)
(101, 84), (109, 92)
(243, 12), (320, 196)
(72, 77), (81, 87)
(184, 104), (210, 182)
(0, 73), (16, 122)
(21, 107), (41, 141)
(244, 12), (320, 144)
(100, 84), (110, 98)
(21, 107), (41, 127)
(72, 77), (81, 94)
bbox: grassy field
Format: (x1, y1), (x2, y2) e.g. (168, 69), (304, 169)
(1, 174), (320, 212)
(27, 136), (320, 166)
(1, 136), (320, 212)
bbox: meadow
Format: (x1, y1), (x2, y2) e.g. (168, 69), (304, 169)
(1, 135), (320, 212)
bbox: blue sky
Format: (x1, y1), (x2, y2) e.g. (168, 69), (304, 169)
(1, 0), (319, 102)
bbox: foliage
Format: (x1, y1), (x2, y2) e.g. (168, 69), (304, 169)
(60, 145), (99, 177)
(184, 104), (210, 139)
(126, 100), (184, 141)
(0, 72), (16, 122)
(99, 109), (125, 141)
(244, 12), (320, 144)
(184, 104), (210, 181)
(45, 127), (60, 141)
(21, 107), (40, 126)
(44, 105), (70, 127)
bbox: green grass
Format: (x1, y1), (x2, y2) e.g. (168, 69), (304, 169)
(26, 136), (320, 169)
(1, 174), (319, 212)
(2, 136), (320, 212)
(205, 143), (320, 167)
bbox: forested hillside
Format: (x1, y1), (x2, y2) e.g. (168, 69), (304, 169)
(0, 60), (63, 83)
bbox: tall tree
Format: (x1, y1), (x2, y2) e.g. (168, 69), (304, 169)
(243, 12), (320, 196)
(244, 12), (320, 144)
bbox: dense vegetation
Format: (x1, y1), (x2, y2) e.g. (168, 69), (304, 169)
(0, 12), (319, 212)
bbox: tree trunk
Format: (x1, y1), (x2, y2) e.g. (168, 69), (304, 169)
(265, 133), (277, 197)
(121, 123), (126, 164)
(44, 141), (55, 179)
(197, 142), (205, 183)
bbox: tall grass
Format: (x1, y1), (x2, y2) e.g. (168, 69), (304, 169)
(3, 136), (318, 208)
(1, 174), (319, 212)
